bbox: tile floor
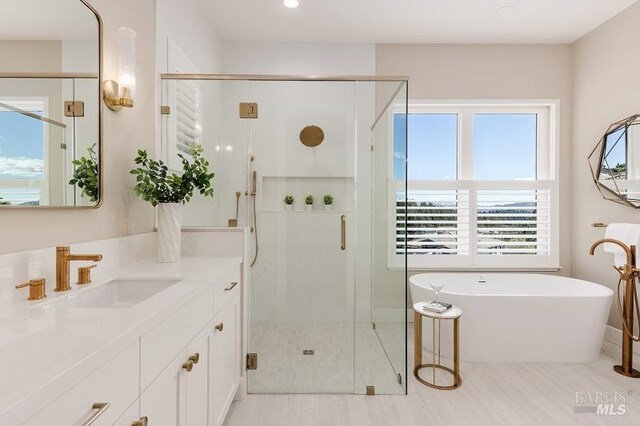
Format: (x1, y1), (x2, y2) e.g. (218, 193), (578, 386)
(226, 324), (640, 426)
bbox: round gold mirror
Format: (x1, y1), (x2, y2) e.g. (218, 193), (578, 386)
(300, 125), (325, 147)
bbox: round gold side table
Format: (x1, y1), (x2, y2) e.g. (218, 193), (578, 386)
(413, 302), (462, 390)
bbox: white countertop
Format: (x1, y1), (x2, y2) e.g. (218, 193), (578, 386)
(0, 256), (241, 420)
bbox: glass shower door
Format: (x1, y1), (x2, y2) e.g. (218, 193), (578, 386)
(370, 81), (408, 394)
(247, 80), (357, 393)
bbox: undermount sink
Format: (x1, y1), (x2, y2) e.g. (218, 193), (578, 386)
(37, 278), (183, 309)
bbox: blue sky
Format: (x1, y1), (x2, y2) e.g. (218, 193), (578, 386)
(394, 113), (537, 181)
(603, 127), (626, 171)
(0, 111), (44, 180)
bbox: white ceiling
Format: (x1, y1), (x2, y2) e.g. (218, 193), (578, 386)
(0, 0), (98, 41)
(202, 0), (638, 44)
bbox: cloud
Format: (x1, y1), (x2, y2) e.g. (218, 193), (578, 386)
(0, 156), (44, 179)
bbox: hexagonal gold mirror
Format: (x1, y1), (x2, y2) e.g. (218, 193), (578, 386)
(588, 114), (640, 208)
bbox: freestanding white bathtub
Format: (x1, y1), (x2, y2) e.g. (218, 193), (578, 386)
(409, 273), (613, 363)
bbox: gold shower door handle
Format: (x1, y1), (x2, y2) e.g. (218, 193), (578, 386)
(341, 215), (346, 250)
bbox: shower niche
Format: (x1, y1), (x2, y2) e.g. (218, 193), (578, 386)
(261, 176), (354, 212)
(161, 75), (408, 396)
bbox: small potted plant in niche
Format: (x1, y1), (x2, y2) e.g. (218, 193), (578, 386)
(130, 143), (214, 262)
(324, 194), (333, 211)
(305, 194), (314, 212)
(284, 195), (294, 211)
(69, 143), (99, 204)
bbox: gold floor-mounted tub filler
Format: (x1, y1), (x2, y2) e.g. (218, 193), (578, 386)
(590, 235), (640, 378)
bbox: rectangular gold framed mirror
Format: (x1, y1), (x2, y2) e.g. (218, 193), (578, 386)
(0, 0), (102, 208)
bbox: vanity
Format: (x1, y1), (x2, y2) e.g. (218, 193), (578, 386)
(0, 231), (248, 426)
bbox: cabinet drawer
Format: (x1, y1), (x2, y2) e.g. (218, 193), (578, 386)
(25, 341), (139, 426)
(214, 266), (240, 315)
(140, 286), (214, 391)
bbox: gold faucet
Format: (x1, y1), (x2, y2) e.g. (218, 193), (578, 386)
(55, 246), (103, 292)
(590, 239), (635, 279)
(590, 238), (640, 378)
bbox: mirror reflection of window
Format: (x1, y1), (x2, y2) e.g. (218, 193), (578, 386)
(627, 124), (640, 180)
(601, 127), (627, 181)
(0, 100), (46, 205)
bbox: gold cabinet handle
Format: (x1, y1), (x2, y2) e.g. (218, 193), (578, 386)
(132, 417), (148, 426)
(215, 323), (224, 332)
(341, 215), (346, 250)
(81, 402), (111, 426)
(224, 281), (238, 291)
(189, 352), (200, 364)
(182, 360), (194, 372)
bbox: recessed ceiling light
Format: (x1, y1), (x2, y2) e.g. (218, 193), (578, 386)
(496, 5), (516, 16)
(284, 0), (299, 8)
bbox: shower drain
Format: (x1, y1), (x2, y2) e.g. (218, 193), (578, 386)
(302, 349), (315, 355)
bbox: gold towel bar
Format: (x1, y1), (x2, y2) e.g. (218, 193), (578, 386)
(592, 222), (608, 228)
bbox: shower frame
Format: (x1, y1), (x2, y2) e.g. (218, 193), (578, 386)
(160, 73), (409, 396)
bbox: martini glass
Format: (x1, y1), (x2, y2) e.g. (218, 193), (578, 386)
(429, 280), (446, 308)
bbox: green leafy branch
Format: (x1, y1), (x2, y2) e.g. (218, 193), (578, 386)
(69, 143), (99, 203)
(130, 144), (215, 206)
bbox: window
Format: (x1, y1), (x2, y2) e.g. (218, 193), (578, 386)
(0, 99), (47, 206)
(392, 102), (559, 270)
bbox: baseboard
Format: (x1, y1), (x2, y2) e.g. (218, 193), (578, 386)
(603, 325), (640, 363)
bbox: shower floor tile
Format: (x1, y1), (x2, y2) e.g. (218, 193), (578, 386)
(248, 321), (404, 394)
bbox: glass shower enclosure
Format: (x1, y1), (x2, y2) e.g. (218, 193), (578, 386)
(161, 75), (408, 395)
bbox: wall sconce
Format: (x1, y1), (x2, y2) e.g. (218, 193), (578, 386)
(103, 27), (136, 111)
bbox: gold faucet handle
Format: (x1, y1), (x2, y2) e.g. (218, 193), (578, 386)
(77, 264), (98, 285)
(15, 278), (47, 301)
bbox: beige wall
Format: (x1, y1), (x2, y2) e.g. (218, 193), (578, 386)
(0, 0), (156, 255)
(571, 2), (640, 330)
(375, 43), (574, 309)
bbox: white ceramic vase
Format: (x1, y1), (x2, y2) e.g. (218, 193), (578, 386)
(285, 204), (293, 212)
(305, 204), (313, 212)
(324, 204), (332, 211)
(157, 202), (181, 263)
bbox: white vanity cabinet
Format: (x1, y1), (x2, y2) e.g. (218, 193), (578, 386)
(210, 293), (241, 426)
(138, 267), (242, 426)
(23, 342), (140, 426)
(185, 323), (212, 425)
(13, 261), (243, 426)
(140, 349), (188, 425)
